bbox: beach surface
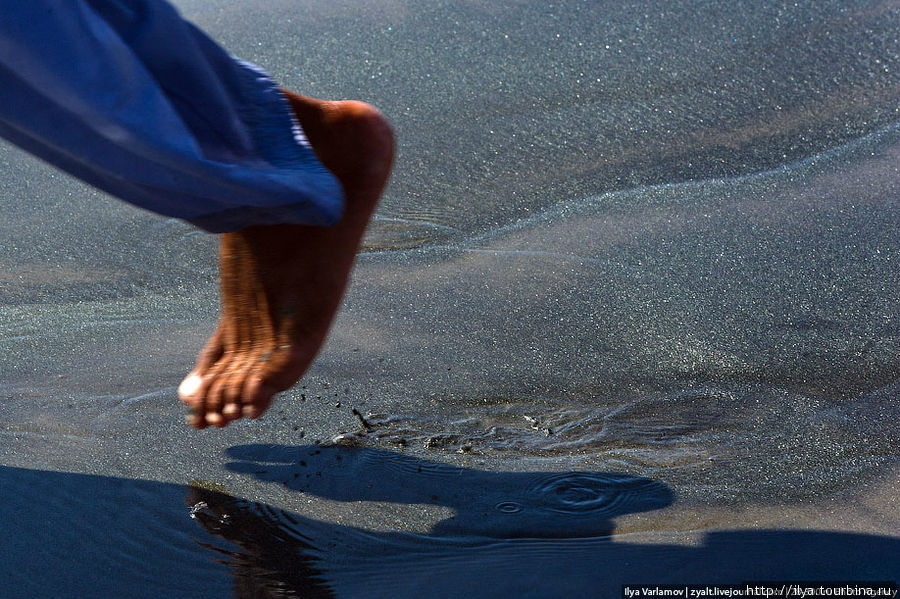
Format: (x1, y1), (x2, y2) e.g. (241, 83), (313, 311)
(1, 1), (898, 596)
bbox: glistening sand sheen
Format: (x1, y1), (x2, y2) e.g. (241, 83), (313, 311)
(0, 0), (898, 596)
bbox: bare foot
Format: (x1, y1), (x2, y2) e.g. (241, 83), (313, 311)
(178, 92), (394, 428)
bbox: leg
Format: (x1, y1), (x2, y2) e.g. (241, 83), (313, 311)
(178, 93), (394, 428)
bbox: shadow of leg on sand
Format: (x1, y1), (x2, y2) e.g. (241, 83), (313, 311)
(1, 453), (896, 599)
(182, 444), (898, 598)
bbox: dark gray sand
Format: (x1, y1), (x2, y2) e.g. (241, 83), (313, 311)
(1, 1), (898, 596)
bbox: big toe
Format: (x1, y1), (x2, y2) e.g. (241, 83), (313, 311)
(178, 372), (205, 406)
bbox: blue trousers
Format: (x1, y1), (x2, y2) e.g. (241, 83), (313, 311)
(0, 0), (343, 232)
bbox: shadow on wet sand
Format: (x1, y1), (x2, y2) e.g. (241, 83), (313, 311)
(2, 447), (896, 598)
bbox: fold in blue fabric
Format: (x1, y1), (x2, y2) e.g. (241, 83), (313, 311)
(0, 0), (344, 233)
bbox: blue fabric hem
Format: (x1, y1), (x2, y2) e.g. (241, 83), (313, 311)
(0, 0), (345, 232)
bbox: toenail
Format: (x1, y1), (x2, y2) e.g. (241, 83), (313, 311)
(178, 374), (202, 398)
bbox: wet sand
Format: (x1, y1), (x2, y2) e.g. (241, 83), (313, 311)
(1, 0), (898, 596)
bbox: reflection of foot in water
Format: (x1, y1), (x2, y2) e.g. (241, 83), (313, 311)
(178, 93), (395, 428)
(187, 484), (335, 599)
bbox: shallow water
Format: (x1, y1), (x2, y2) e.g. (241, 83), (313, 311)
(1, 0), (898, 596)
